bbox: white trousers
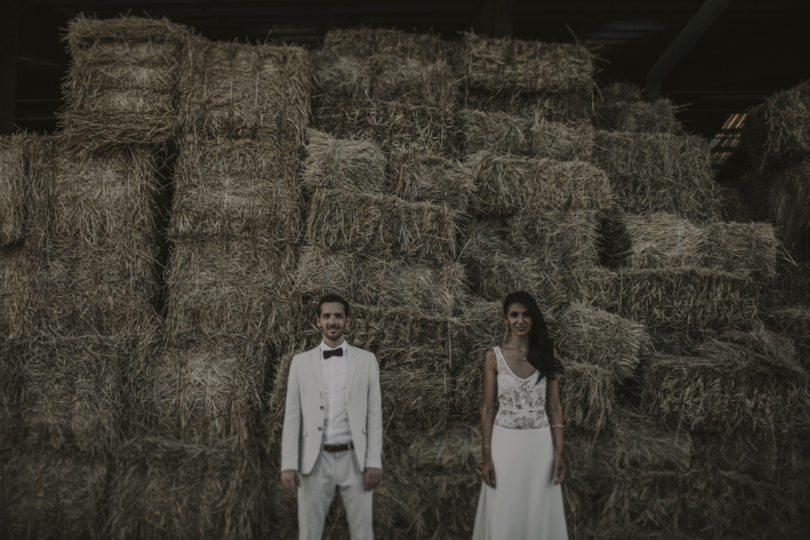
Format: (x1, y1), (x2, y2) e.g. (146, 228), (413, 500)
(298, 449), (373, 540)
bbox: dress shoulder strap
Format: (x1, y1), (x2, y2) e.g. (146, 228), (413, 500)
(492, 346), (506, 370)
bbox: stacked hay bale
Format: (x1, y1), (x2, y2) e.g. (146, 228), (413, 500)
(2, 19), (188, 538)
(462, 32), (596, 122)
(740, 81), (810, 261)
(0, 135), (30, 342)
(589, 212), (779, 352)
(310, 28), (458, 155)
(59, 16), (187, 149)
(108, 37), (311, 539)
(2, 114), (166, 538)
(595, 82), (683, 134)
(740, 81), (810, 353)
(592, 129), (720, 223)
(638, 327), (809, 538)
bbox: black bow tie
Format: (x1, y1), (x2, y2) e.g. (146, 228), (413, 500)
(323, 348), (343, 359)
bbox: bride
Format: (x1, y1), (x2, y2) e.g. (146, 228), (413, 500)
(473, 291), (568, 539)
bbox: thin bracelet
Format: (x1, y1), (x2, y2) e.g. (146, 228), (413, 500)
(483, 444), (491, 448)
(551, 424), (564, 428)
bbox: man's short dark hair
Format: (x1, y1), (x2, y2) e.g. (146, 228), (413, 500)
(317, 294), (351, 317)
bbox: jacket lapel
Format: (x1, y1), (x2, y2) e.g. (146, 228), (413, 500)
(308, 347), (323, 396)
(345, 345), (359, 399)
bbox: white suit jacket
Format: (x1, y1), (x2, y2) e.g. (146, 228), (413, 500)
(280, 344), (383, 475)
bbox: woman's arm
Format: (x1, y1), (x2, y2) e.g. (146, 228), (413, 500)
(480, 348), (498, 487)
(547, 375), (566, 484)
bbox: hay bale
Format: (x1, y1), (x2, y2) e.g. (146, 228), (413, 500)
(107, 437), (267, 539)
(531, 118), (594, 161)
(596, 83), (683, 134)
(381, 366), (452, 430)
(623, 213), (780, 278)
(458, 217), (514, 259)
(150, 338), (272, 447)
(768, 260), (810, 307)
(9, 336), (146, 453)
(596, 99), (683, 135)
(456, 297), (506, 369)
(388, 147), (472, 209)
(0, 134), (27, 246)
(763, 160), (810, 261)
(641, 328), (809, 434)
(60, 15), (189, 148)
(561, 360), (614, 431)
(27, 143), (161, 250)
(597, 467), (803, 540)
(459, 108), (532, 155)
(371, 55), (457, 108)
(350, 304), (465, 372)
(306, 188), (458, 263)
(170, 137), (303, 240)
(0, 446), (107, 539)
(0, 246), (32, 338)
(744, 80), (810, 166)
(311, 52), (457, 154)
(463, 32), (594, 95)
(690, 430), (804, 482)
(462, 253), (569, 308)
(295, 247), (466, 316)
(605, 407), (692, 472)
(584, 267), (760, 351)
(302, 129), (387, 195)
(179, 38), (310, 145)
(406, 422), (479, 473)
(311, 94), (457, 155)
(322, 27), (450, 64)
(468, 151), (613, 217)
(28, 239), (161, 337)
(593, 131), (720, 223)
(406, 472), (481, 538)
(165, 239), (300, 350)
(554, 302), (651, 383)
(464, 86), (595, 123)
(701, 220), (780, 277)
(510, 209), (601, 270)
(763, 305), (810, 369)
(622, 213), (705, 268)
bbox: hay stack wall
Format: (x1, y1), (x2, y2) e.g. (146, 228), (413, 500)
(2, 39), (168, 536)
(3, 17), (809, 540)
(122, 36), (312, 538)
(741, 80), (810, 261)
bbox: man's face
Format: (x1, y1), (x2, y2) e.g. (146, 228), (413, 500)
(316, 302), (349, 343)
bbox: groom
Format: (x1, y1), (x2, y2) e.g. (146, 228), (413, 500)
(280, 294), (383, 539)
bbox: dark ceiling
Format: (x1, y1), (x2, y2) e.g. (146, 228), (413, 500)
(2, 0), (808, 144)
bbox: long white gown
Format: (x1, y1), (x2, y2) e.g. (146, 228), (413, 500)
(472, 346), (568, 540)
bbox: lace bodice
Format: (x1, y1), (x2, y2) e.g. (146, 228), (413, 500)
(493, 346), (549, 429)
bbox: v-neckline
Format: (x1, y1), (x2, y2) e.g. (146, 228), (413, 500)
(496, 346), (537, 381)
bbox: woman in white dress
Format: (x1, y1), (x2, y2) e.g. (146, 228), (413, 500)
(473, 291), (568, 540)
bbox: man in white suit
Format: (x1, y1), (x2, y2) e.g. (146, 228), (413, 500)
(281, 294), (383, 539)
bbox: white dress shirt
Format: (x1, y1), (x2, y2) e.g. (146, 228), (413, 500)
(319, 340), (353, 445)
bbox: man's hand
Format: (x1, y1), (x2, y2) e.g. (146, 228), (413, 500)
(281, 469), (301, 498)
(363, 467), (382, 491)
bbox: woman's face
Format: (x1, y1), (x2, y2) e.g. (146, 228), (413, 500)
(505, 302), (532, 337)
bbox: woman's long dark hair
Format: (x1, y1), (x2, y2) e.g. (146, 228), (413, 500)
(502, 291), (563, 382)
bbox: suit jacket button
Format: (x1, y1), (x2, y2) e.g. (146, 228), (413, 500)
(317, 427), (322, 431)
(320, 406), (324, 410)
